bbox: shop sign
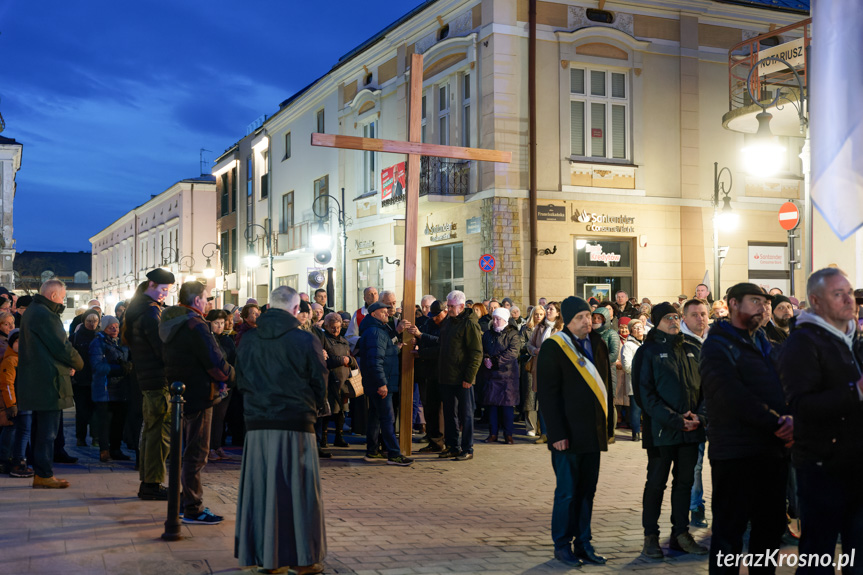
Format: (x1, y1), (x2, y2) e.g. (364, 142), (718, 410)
(757, 38), (805, 76)
(572, 207), (635, 232)
(585, 243), (621, 263)
(425, 221), (457, 242)
(537, 204), (566, 222)
(748, 245), (786, 271)
(381, 162), (406, 202)
(355, 239), (375, 256)
(466, 216), (481, 235)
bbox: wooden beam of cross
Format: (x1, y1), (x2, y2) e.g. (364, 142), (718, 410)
(312, 52), (512, 455)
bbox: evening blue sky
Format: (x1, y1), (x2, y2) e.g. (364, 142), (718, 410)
(1, 0), (425, 252)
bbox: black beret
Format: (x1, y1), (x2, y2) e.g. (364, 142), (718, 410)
(146, 268), (175, 285)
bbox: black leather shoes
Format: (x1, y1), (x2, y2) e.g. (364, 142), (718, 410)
(53, 452), (78, 464)
(574, 543), (607, 564)
(553, 547), (583, 568)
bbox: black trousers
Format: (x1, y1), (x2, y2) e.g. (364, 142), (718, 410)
(418, 377), (444, 448)
(72, 385), (95, 443)
(709, 456), (787, 575)
(95, 401), (126, 453)
(796, 464), (863, 575)
(642, 443), (699, 537)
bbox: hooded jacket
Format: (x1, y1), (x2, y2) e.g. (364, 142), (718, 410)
(122, 293), (166, 391)
(779, 311), (863, 471)
(438, 307), (483, 387)
(0, 345), (18, 408)
(159, 305), (234, 413)
(592, 306), (620, 389)
(357, 314), (400, 392)
(89, 332), (130, 403)
(17, 294), (84, 412)
(236, 308), (327, 433)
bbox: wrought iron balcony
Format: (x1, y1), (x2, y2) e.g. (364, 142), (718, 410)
(419, 156), (471, 197)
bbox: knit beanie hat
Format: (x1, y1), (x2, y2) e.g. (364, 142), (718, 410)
(772, 294), (792, 309)
(651, 302), (677, 327)
(100, 315), (120, 330)
(492, 307), (511, 322)
(561, 296), (590, 325)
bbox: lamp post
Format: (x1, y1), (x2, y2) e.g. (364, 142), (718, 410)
(310, 188), (349, 312)
(201, 242), (220, 279)
(244, 223), (272, 297)
(178, 255), (196, 283)
(713, 163), (737, 299)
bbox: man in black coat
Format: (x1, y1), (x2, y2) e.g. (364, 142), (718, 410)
(637, 302), (707, 558)
(409, 300), (446, 452)
(763, 294), (793, 347)
(159, 281), (234, 524)
(700, 283), (792, 574)
(122, 268), (174, 500)
(779, 268), (863, 568)
(538, 296), (613, 568)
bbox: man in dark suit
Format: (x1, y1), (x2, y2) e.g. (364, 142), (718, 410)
(538, 296), (614, 568)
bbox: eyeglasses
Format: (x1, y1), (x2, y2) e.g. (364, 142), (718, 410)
(662, 314), (680, 322)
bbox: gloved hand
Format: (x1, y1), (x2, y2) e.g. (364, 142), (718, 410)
(121, 361), (133, 375)
(6, 405), (17, 418)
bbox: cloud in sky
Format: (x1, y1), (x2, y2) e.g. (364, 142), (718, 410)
(1, 0), (427, 251)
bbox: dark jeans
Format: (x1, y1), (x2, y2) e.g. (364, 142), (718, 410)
(709, 456), (787, 575)
(95, 401), (126, 453)
(418, 378), (443, 448)
(440, 384), (475, 454)
(181, 407), (212, 517)
(209, 392), (231, 450)
(366, 391), (400, 458)
(642, 443), (699, 537)
(488, 406), (514, 437)
(0, 411), (32, 462)
(691, 442), (706, 511)
(73, 385), (95, 443)
(349, 395), (367, 435)
(550, 450), (600, 550)
(53, 410), (68, 456)
(628, 395), (641, 433)
(796, 465), (863, 575)
(31, 410), (62, 479)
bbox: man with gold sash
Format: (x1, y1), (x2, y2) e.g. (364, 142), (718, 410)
(537, 296), (613, 568)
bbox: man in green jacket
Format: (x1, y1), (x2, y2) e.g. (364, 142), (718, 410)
(438, 290), (483, 461)
(18, 279), (84, 489)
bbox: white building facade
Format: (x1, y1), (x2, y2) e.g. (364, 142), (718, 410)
(0, 136), (22, 289)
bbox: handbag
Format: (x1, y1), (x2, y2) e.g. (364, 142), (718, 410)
(345, 369), (364, 398)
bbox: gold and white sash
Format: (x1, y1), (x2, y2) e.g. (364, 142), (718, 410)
(549, 332), (608, 418)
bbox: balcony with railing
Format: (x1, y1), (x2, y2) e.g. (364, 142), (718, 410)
(419, 156), (471, 197)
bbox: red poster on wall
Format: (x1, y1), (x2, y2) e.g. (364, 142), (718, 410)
(381, 162), (406, 200)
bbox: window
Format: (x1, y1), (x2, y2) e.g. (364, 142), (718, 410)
(314, 175), (329, 218)
(74, 271), (88, 284)
(421, 94), (428, 143)
(261, 151), (269, 199)
(438, 84), (450, 146)
(280, 192), (294, 233)
(230, 229), (237, 273)
(220, 231), (229, 274)
(284, 132), (291, 160)
(357, 257), (384, 311)
(363, 121), (377, 193)
(586, 9), (614, 23)
(230, 166), (237, 213)
(574, 237), (636, 301)
(428, 243), (464, 301)
(438, 24), (449, 41)
(364, 73), (373, 86)
(570, 67), (629, 160)
(462, 74), (471, 146)
(246, 156), (253, 226)
(220, 173), (229, 216)
(316, 108), (325, 134)
(173, 229), (178, 258)
(277, 274), (299, 290)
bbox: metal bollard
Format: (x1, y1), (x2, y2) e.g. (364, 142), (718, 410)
(161, 381), (185, 541)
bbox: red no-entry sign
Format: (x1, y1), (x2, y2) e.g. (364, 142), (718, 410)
(778, 202), (799, 231)
(479, 254), (496, 272)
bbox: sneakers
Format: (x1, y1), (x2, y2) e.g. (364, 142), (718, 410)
(526, 430), (537, 437)
(208, 449), (222, 462)
(669, 531), (709, 555)
(363, 452), (386, 463)
(690, 505), (708, 528)
(642, 534), (664, 559)
(9, 461), (34, 478)
(33, 475), (70, 489)
(138, 482), (169, 500)
(181, 508), (223, 525)
(455, 451), (474, 461)
(387, 455), (414, 466)
(438, 447), (459, 459)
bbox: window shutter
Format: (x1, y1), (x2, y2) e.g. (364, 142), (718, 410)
(591, 103), (606, 157)
(612, 105), (626, 159)
(570, 100), (584, 156)
(611, 73), (626, 98)
(570, 68), (585, 94)
(591, 71), (606, 96)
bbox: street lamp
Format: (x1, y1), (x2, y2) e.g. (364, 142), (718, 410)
(713, 162), (737, 298)
(311, 188), (350, 312)
(201, 242), (220, 279)
(179, 255), (196, 283)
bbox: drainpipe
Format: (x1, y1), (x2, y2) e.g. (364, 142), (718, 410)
(528, 0), (538, 305)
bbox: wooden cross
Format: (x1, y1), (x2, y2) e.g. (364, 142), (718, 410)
(312, 53), (512, 455)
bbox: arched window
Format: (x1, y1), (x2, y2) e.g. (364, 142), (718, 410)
(41, 270), (55, 282)
(74, 271), (89, 284)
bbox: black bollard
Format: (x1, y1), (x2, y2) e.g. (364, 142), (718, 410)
(161, 381), (185, 541)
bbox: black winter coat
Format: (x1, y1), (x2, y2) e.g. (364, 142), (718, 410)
(699, 319), (788, 461)
(537, 327), (614, 454)
(637, 328), (706, 447)
(322, 329), (357, 414)
(438, 308), (483, 387)
(779, 316), (863, 472)
(416, 316), (443, 384)
(478, 314), (492, 333)
(480, 325), (521, 406)
(215, 332), (237, 367)
(159, 306), (235, 414)
(71, 327), (99, 387)
(122, 294), (166, 391)
(236, 308), (327, 433)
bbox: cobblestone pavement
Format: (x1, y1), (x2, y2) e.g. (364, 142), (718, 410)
(0, 411), (809, 574)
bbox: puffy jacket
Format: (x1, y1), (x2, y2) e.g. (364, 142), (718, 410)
(357, 314), (399, 392)
(89, 332), (130, 403)
(592, 306), (620, 393)
(17, 294), (84, 412)
(620, 334), (642, 397)
(438, 308), (483, 386)
(159, 305), (234, 413)
(637, 328), (706, 447)
(0, 345), (18, 407)
(236, 308), (326, 433)
(699, 319), (788, 461)
(122, 294), (166, 391)
(71, 327), (98, 387)
(480, 324), (521, 406)
(779, 312), (863, 472)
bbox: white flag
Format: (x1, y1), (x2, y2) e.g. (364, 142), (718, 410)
(811, 0), (863, 240)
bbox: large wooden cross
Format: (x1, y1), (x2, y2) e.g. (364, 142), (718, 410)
(312, 53), (511, 455)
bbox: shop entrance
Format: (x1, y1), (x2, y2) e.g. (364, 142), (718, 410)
(574, 237), (636, 301)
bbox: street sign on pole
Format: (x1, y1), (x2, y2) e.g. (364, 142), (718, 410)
(779, 202), (800, 231)
(479, 254), (495, 300)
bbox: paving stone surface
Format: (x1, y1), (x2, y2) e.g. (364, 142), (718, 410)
(0, 410), (812, 574)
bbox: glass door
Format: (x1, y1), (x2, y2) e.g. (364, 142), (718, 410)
(574, 237), (635, 301)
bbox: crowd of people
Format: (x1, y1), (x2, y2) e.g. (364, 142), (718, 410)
(0, 267), (860, 574)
